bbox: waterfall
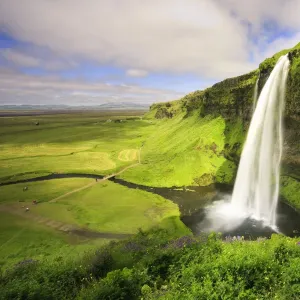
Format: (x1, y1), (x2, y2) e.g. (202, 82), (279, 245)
(252, 75), (259, 112)
(231, 55), (290, 227)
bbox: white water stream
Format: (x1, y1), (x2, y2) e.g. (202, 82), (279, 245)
(231, 55), (290, 227)
(252, 75), (259, 112)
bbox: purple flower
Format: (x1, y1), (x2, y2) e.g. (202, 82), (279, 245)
(164, 236), (197, 249)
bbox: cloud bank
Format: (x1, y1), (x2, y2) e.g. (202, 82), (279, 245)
(1, 0), (300, 105)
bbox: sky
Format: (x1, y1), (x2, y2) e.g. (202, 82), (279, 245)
(1, 0), (300, 106)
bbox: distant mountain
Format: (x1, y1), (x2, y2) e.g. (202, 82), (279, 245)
(0, 104), (69, 110)
(97, 102), (148, 110)
(0, 102), (149, 111)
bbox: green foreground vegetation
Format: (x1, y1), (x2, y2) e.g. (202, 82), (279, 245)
(1, 42), (300, 299)
(1, 229), (299, 299)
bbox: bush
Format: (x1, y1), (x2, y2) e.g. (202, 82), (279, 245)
(79, 268), (149, 300)
(88, 249), (114, 279)
(1, 230), (300, 299)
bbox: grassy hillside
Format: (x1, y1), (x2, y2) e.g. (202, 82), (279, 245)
(120, 111), (238, 187)
(1, 229), (299, 299)
(0, 111), (240, 188)
(135, 42), (300, 210)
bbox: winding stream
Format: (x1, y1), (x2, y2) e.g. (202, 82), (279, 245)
(1, 173), (299, 239)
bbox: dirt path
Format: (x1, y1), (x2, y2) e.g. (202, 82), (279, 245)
(0, 148), (142, 240)
(50, 149), (142, 203)
(0, 204), (131, 239)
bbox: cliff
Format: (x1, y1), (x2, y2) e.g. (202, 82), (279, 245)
(146, 43), (300, 210)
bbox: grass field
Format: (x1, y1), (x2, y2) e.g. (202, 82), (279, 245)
(0, 177), (189, 268)
(0, 178), (92, 203)
(0, 110), (235, 187)
(0, 111), (150, 183)
(0, 212), (110, 269)
(1, 179), (187, 233)
(118, 149), (139, 162)
(0, 110), (232, 267)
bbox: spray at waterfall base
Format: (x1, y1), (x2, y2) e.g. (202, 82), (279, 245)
(198, 55), (290, 234)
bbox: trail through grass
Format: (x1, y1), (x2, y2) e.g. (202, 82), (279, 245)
(0, 177), (189, 267)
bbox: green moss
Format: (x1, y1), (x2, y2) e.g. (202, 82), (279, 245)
(147, 99), (185, 120)
(281, 176), (300, 210)
(259, 42), (300, 71)
(215, 160), (237, 184)
(259, 49), (290, 71)
(193, 173), (215, 186)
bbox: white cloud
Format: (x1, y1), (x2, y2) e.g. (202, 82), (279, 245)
(259, 33), (300, 60)
(1, 0), (300, 106)
(0, 68), (183, 105)
(0, 48), (78, 70)
(126, 69), (148, 77)
(216, 0), (300, 31)
(1, 49), (40, 67)
(0, 0), (255, 79)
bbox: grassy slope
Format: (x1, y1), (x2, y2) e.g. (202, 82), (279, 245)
(120, 42), (300, 209)
(1, 229), (299, 299)
(0, 212), (109, 270)
(121, 111), (237, 187)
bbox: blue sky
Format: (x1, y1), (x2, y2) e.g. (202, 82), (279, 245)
(0, 0), (300, 106)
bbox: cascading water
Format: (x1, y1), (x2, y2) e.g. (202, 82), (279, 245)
(231, 55), (290, 227)
(252, 75), (259, 112)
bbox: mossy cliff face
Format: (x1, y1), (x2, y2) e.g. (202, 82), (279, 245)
(148, 43), (300, 210)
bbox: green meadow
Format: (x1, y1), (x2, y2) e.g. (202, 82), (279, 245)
(0, 110), (235, 187)
(0, 212), (109, 269)
(0, 179), (185, 234)
(0, 111), (192, 268)
(0, 112), (151, 183)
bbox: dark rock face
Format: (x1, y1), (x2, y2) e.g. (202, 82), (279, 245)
(155, 107), (173, 119)
(202, 70), (258, 123)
